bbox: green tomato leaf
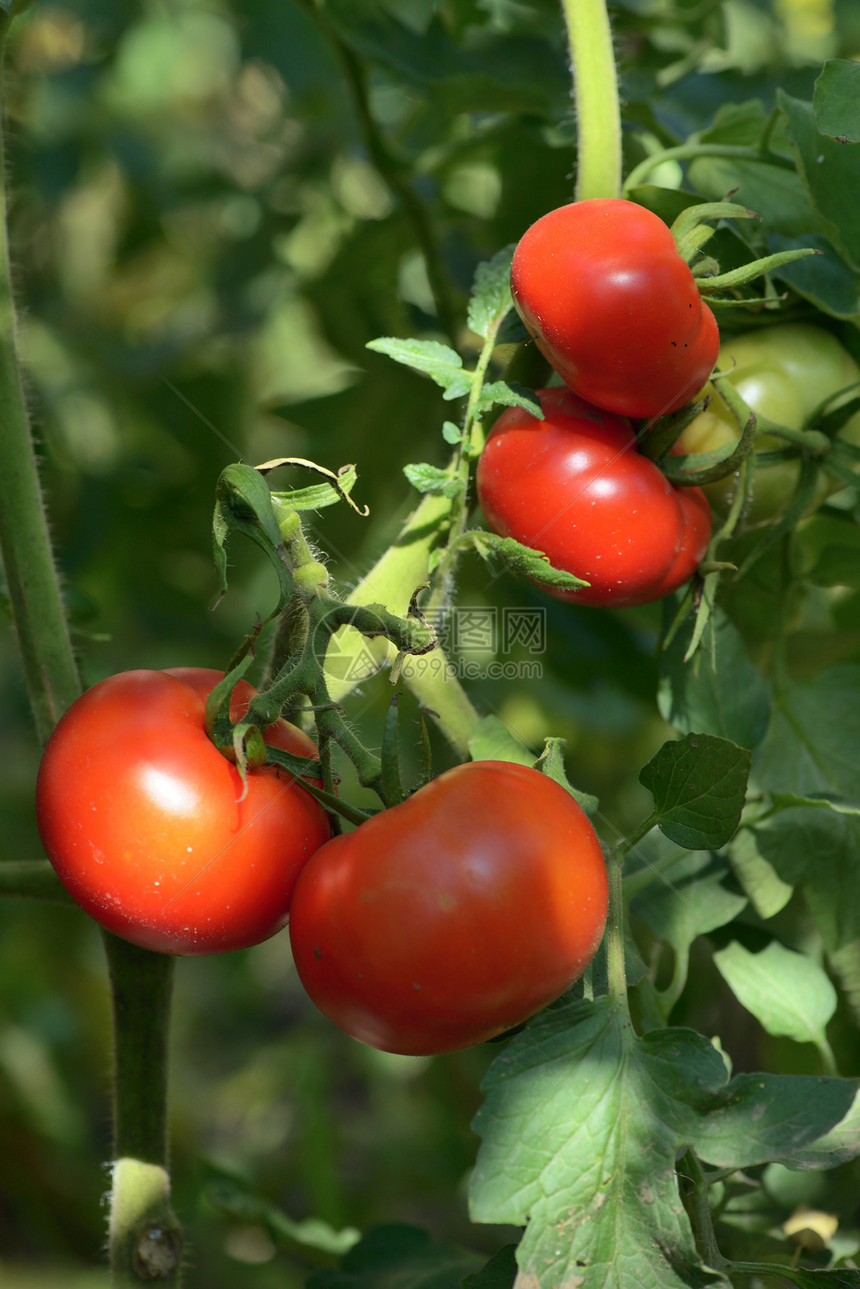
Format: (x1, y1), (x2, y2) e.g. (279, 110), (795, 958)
(726, 829), (794, 920)
(690, 1072), (856, 1170)
(471, 999), (857, 1288)
(367, 337), (473, 401)
(829, 941), (860, 1030)
(322, 0), (565, 114)
(476, 380), (542, 416)
(768, 232), (860, 319)
(467, 715), (535, 768)
(466, 530), (589, 592)
(659, 608), (772, 749)
(813, 59), (860, 143)
(631, 846), (748, 1013)
(402, 463), (464, 498)
(441, 420), (462, 445)
(461, 1245), (518, 1289)
(211, 464), (294, 617)
(753, 808), (860, 952)
(266, 463), (365, 514)
(639, 733), (750, 850)
(795, 513), (860, 589)
(769, 792), (860, 815)
(779, 90), (860, 271)
(688, 152), (816, 243)
(754, 665), (860, 801)
(699, 99), (773, 146)
(753, 678), (860, 946)
(538, 737), (600, 818)
(768, 1072), (860, 1172)
(712, 941), (837, 1051)
(471, 999), (732, 1289)
(467, 246), (515, 341)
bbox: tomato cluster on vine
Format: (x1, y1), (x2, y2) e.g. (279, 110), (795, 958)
(36, 669), (609, 1055)
(476, 197), (719, 607)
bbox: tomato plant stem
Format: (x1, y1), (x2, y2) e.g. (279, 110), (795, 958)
(677, 1149), (730, 1276)
(330, 494), (482, 756)
(0, 33), (182, 1282)
(606, 845), (630, 1012)
(0, 859), (74, 902)
(105, 935), (183, 1286)
(0, 34), (81, 744)
(621, 843), (691, 902)
(562, 0), (622, 201)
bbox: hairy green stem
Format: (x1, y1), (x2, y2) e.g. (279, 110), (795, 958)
(0, 30), (182, 1284)
(0, 34), (80, 743)
(562, 0), (622, 201)
(105, 936), (183, 1287)
(327, 493), (482, 756)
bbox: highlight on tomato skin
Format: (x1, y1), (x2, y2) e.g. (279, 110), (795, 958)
(35, 667), (332, 956)
(288, 759), (609, 1057)
(475, 387), (712, 608)
(510, 198), (720, 420)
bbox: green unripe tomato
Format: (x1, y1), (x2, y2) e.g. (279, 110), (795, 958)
(677, 323), (860, 525)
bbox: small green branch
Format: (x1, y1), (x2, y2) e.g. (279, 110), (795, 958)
(623, 142), (795, 194)
(621, 841), (696, 903)
(677, 1149), (730, 1276)
(617, 814), (658, 860)
(0, 859), (76, 903)
(562, 0), (622, 200)
(606, 844), (630, 1015)
(729, 1261), (824, 1287)
(816, 1035), (839, 1078)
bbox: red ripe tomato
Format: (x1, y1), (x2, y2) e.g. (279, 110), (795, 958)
(511, 198), (719, 419)
(36, 668), (331, 955)
(288, 760), (608, 1056)
(476, 387), (711, 607)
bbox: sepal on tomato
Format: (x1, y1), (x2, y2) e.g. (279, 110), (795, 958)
(670, 200), (760, 265)
(667, 200), (818, 300)
(655, 381), (758, 487)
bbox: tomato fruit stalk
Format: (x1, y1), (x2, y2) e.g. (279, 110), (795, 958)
(511, 199), (719, 419)
(36, 667), (331, 955)
(476, 387), (712, 607)
(289, 759), (608, 1056)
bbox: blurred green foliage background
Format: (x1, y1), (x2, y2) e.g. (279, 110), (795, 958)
(2, 0), (860, 1283)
